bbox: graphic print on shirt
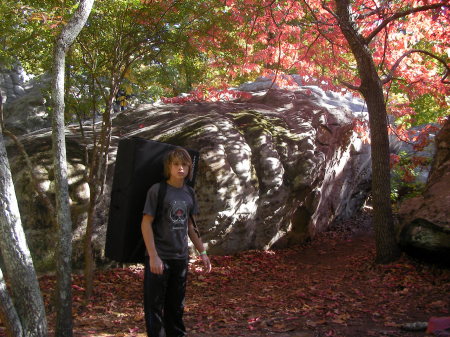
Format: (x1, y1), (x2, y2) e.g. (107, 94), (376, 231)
(169, 200), (188, 230)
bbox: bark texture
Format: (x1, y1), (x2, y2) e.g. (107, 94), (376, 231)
(51, 0), (95, 336)
(334, 0), (401, 263)
(0, 130), (47, 336)
(0, 268), (23, 337)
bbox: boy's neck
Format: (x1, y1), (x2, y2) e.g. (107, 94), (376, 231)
(166, 177), (184, 188)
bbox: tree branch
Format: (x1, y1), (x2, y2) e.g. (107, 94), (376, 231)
(338, 79), (361, 91)
(365, 2), (449, 43)
(382, 49), (450, 84)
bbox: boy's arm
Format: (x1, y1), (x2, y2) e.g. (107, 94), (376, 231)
(188, 216), (211, 273)
(141, 214), (164, 274)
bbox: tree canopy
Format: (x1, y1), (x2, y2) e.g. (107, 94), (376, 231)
(187, 0), (449, 121)
(4, 0), (448, 120)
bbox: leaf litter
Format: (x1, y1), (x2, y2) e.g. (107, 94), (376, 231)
(0, 210), (449, 337)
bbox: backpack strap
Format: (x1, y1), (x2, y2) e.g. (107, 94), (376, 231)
(153, 181), (167, 228)
(186, 185), (201, 238)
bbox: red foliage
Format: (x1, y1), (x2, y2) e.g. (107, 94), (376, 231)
(353, 118), (371, 144)
(187, 0), (449, 127)
(390, 153), (400, 169)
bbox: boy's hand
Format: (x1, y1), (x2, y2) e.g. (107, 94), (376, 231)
(149, 255), (164, 274)
(200, 254), (211, 273)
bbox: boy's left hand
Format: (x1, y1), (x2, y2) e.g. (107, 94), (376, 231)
(200, 254), (211, 273)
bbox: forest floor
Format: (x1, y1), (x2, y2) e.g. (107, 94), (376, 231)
(2, 209), (450, 337)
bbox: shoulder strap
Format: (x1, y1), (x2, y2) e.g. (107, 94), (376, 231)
(154, 181), (167, 225)
(186, 185), (201, 238)
(186, 185), (196, 215)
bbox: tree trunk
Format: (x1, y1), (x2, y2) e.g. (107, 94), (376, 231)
(0, 128), (48, 336)
(83, 190), (97, 298)
(51, 0), (94, 335)
(83, 98), (114, 298)
(362, 84), (401, 263)
(52, 44), (75, 337)
(335, 0), (400, 263)
(0, 268), (23, 337)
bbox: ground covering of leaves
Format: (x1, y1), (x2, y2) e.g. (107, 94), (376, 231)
(2, 212), (449, 337)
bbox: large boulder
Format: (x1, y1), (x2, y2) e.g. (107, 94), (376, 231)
(7, 86), (372, 270)
(397, 117), (450, 263)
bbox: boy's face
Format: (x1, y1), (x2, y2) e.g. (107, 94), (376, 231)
(169, 159), (190, 180)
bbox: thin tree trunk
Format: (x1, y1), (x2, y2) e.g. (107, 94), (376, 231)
(334, 0), (400, 263)
(51, 0), (94, 335)
(0, 268), (23, 337)
(83, 182), (99, 298)
(0, 127), (48, 336)
(52, 44), (75, 337)
(83, 99), (114, 298)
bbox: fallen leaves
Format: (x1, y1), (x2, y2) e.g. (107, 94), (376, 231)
(1, 222), (448, 337)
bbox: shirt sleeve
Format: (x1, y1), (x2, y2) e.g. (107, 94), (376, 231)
(142, 183), (159, 216)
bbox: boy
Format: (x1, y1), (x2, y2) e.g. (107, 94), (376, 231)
(141, 147), (211, 337)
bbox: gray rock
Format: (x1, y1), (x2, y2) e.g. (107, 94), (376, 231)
(237, 74), (303, 92)
(2, 74), (15, 90)
(13, 84), (26, 96)
(397, 117), (450, 263)
(2, 73), (51, 134)
(238, 76), (281, 91)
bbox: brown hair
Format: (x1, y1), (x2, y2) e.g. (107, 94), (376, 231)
(163, 147), (193, 180)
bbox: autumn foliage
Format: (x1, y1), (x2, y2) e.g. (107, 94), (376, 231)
(156, 0), (449, 175)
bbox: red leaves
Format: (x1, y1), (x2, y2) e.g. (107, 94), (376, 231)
(390, 153), (400, 168)
(189, 0), (449, 129)
(186, 233), (450, 336)
(71, 284), (85, 291)
(353, 118), (371, 144)
(5, 231), (444, 337)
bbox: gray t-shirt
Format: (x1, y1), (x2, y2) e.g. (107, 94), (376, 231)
(143, 182), (198, 260)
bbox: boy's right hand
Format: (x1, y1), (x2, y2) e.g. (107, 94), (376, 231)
(149, 255), (164, 274)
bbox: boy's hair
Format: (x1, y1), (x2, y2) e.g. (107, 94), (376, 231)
(164, 147), (193, 181)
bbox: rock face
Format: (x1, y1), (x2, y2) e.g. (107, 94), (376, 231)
(7, 86), (372, 270)
(0, 67), (51, 135)
(113, 89), (372, 255)
(397, 117), (450, 263)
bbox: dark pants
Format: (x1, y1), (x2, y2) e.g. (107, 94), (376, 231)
(144, 258), (188, 337)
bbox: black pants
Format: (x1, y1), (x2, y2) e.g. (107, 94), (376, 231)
(144, 258), (188, 337)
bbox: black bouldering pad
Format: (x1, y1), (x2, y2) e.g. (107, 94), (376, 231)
(105, 137), (199, 263)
